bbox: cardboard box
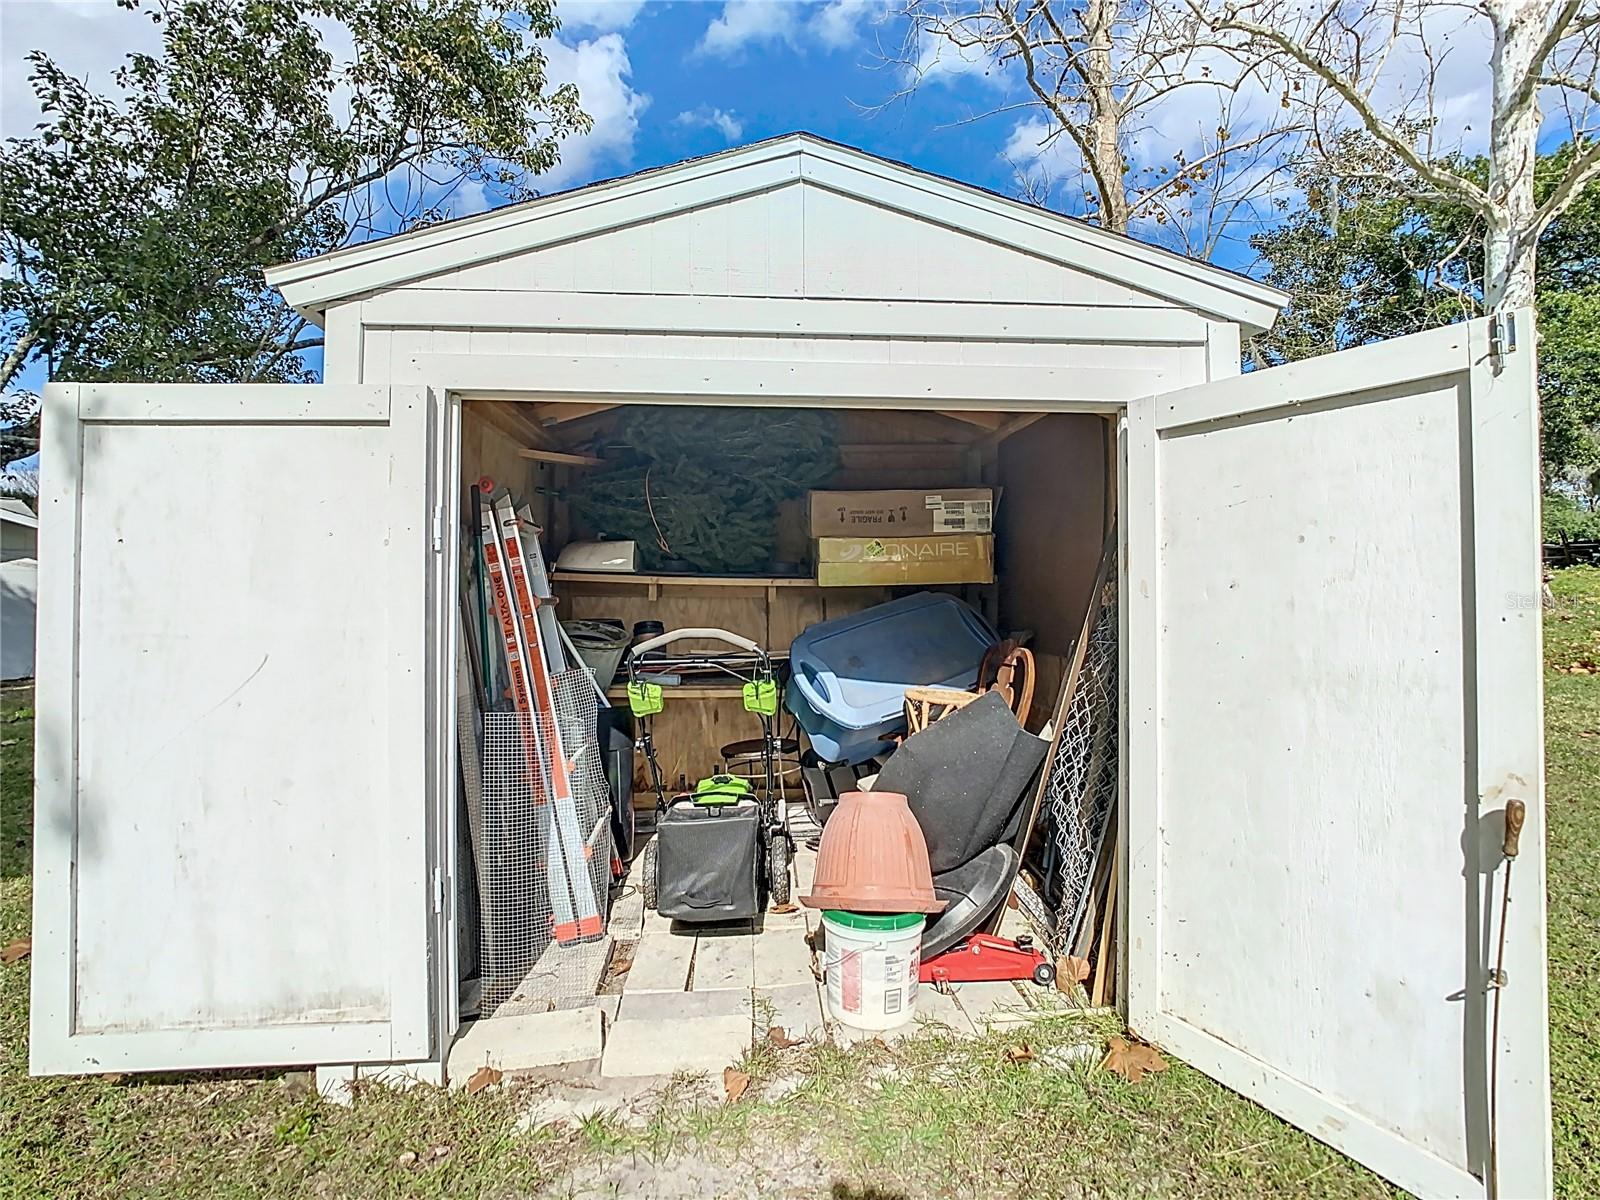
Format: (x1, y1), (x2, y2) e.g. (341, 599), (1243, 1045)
(814, 534), (994, 587)
(809, 488), (994, 537)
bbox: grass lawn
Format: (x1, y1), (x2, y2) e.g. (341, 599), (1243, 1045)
(1540, 566), (1600, 1197)
(1, 566), (1597, 1198)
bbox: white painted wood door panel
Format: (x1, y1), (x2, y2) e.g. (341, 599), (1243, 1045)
(31, 384), (438, 1074)
(1126, 313), (1550, 1199)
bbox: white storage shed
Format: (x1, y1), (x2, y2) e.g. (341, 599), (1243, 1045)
(29, 134), (1549, 1197)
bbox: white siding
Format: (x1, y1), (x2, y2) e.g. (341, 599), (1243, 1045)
(426, 182), (1166, 307)
(368, 328), (1184, 376)
(800, 185), (1161, 305)
(323, 172), (1233, 396)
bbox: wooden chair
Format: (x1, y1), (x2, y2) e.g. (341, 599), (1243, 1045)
(903, 686), (982, 736)
(976, 639), (1036, 724)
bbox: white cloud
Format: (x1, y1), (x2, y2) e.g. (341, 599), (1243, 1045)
(1003, 116), (1074, 183)
(811, 0), (883, 49)
(675, 105), (744, 142)
(539, 32), (650, 188)
(558, 0), (648, 34)
(1, 0), (161, 141)
(906, 29), (1004, 89)
(696, 0), (886, 58)
(698, 0), (802, 58)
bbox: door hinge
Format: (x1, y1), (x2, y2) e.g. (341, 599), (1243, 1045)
(431, 505), (444, 553)
(432, 866), (447, 916)
(1489, 311), (1519, 360)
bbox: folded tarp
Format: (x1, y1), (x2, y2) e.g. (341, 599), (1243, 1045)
(873, 691), (1047, 876)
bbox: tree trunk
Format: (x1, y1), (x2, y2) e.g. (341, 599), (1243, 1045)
(1083, 0), (1131, 234)
(0, 324), (43, 394)
(1483, 0), (1544, 310)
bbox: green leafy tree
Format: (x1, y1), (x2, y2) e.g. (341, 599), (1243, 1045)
(1250, 139), (1600, 482)
(0, 0), (588, 390)
(0, 403), (39, 467)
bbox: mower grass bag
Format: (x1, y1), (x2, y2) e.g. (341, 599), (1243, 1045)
(654, 797), (763, 922)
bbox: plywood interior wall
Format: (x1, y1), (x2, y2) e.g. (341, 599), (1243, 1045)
(461, 405), (539, 520)
(995, 413), (1111, 656)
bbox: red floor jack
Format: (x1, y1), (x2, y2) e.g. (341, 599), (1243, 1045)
(920, 933), (1057, 992)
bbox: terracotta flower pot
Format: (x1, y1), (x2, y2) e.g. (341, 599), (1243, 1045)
(802, 790), (947, 914)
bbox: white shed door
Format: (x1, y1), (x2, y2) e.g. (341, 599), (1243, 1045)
(1125, 312), (1550, 1199)
(30, 383), (439, 1074)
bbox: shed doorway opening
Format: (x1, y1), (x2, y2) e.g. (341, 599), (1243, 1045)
(450, 398), (1122, 1037)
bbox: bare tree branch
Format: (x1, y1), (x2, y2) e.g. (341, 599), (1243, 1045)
(1533, 137), (1600, 237)
(1539, 71), (1600, 108)
(1509, 0), (1587, 116)
(1190, 0), (1495, 217)
(895, 0), (1306, 245)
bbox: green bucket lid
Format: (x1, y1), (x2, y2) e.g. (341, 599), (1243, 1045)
(822, 911), (924, 931)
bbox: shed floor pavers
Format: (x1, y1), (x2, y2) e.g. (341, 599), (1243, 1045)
(587, 802), (1070, 1077)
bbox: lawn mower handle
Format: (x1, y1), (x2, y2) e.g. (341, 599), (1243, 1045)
(630, 628), (762, 656)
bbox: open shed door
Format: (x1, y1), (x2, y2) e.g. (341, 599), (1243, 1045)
(1125, 312), (1550, 1198)
(31, 383), (442, 1074)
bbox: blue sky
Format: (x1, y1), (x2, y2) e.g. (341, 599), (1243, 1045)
(592, 2), (1010, 186)
(0, 0), (1579, 440)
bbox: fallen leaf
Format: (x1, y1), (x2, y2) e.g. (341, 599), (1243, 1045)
(1004, 1043), (1036, 1064)
(1059, 956), (1092, 989)
(426, 1145), (452, 1162)
(1, 938), (30, 964)
(770, 902), (798, 915)
(1101, 1036), (1168, 1084)
(101, 1072), (123, 1085)
(605, 944), (636, 982)
(766, 1026), (802, 1049)
(723, 1067), (750, 1103)
(396, 1151), (418, 1168)
(465, 1065), (502, 1095)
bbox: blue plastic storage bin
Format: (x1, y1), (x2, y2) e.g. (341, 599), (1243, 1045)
(786, 592), (997, 763)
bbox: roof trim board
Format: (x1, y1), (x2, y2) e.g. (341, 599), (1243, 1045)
(357, 291), (1216, 344)
(266, 133), (1286, 331)
(0, 499), (39, 529)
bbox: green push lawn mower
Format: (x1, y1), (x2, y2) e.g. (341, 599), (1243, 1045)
(627, 628), (791, 920)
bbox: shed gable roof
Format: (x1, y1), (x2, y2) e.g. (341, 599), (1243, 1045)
(266, 133), (1286, 331)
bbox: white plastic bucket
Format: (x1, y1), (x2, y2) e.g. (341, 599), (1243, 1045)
(821, 911), (924, 1030)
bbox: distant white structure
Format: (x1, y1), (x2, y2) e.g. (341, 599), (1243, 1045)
(1, 558), (36, 681)
(1, 497), (37, 562)
(0, 499), (36, 679)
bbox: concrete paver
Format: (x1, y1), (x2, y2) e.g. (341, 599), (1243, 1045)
(447, 1008), (603, 1085)
(601, 1015), (753, 1077)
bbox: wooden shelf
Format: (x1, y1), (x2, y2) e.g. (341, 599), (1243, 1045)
(517, 447), (603, 467)
(554, 570), (822, 591)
